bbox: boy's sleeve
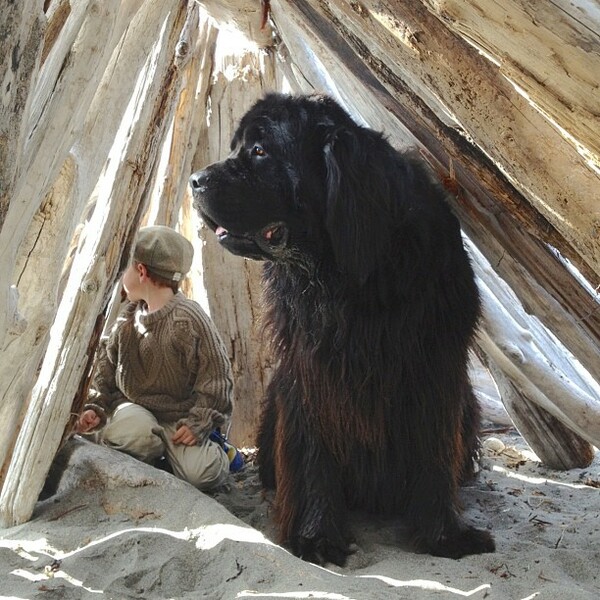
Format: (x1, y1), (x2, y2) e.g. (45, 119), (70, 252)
(177, 312), (234, 444)
(83, 330), (125, 430)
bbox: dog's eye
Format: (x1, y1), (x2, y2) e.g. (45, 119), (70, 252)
(251, 144), (266, 157)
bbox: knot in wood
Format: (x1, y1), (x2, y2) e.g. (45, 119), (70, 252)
(176, 40), (189, 59)
(81, 278), (98, 294)
(503, 342), (525, 365)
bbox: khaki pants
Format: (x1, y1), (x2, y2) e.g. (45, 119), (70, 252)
(98, 402), (229, 491)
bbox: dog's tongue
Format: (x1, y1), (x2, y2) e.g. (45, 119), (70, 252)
(215, 226), (228, 237)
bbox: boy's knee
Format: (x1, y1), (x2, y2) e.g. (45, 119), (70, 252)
(178, 442), (229, 490)
(102, 429), (165, 463)
(101, 403), (164, 463)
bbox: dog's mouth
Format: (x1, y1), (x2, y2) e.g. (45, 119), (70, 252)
(209, 221), (289, 260)
(215, 222), (287, 245)
(215, 225), (228, 241)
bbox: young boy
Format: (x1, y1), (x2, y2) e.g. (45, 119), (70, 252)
(77, 225), (234, 490)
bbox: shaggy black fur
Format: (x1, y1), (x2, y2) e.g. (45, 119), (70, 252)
(190, 93), (495, 565)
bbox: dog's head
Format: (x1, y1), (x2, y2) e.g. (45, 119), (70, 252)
(190, 93), (396, 282)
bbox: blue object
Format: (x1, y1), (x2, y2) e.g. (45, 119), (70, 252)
(210, 430), (244, 473)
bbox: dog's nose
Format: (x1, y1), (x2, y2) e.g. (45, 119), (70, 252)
(189, 170), (209, 191)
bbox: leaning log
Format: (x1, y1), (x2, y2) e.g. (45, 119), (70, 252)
(0, 1), (44, 230)
(0, 1), (191, 528)
(0, 0), (176, 483)
(474, 256), (600, 453)
(424, 0), (600, 167)
(480, 361), (594, 470)
(0, 0), (125, 479)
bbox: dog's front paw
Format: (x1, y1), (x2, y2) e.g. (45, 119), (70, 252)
(287, 505), (355, 566)
(291, 533), (354, 567)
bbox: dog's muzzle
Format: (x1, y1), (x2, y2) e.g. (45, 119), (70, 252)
(189, 170), (290, 261)
(214, 222), (289, 261)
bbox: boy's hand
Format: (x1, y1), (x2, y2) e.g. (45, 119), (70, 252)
(172, 424), (198, 446)
(76, 409), (101, 433)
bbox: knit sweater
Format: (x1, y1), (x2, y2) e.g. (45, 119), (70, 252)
(85, 292), (234, 442)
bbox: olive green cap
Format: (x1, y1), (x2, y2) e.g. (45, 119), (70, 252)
(134, 226), (194, 282)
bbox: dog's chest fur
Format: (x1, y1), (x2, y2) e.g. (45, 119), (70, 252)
(264, 262), (390, 457)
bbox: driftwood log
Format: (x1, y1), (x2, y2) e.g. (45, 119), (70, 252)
(0, 0), (194, 526)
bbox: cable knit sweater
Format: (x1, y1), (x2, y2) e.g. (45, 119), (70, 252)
(85, 292), (234, 443)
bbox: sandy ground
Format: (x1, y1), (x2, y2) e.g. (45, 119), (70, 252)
(0, 429), (598, 600)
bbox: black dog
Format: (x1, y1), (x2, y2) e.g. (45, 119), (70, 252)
(190, 93), (494, 565)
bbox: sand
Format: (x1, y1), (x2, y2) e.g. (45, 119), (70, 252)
(1, 430), (598, 600)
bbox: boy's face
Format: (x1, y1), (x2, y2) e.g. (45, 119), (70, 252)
(122, 263), (144, 302)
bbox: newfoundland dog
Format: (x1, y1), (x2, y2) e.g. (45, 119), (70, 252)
(190, 93), (495, 565)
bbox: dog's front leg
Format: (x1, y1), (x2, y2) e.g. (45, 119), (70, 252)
(273, 404), (352, 566)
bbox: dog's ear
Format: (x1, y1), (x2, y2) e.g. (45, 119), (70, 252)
(323, 126), (393, 284)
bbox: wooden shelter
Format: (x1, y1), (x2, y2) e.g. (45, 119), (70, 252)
(0, 0), (598, 528)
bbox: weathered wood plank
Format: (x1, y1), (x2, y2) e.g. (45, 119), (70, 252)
(0, 2), (191, 528)
(0, 0), (44, 231)
(150, 5), (206, 227)
(0, 0), (123, 478)
(0, 0), (173, 480)
(474, 252), (600, 450)
(422, 0), (600, 165)
(457, 186), (600, 385)
(0, 2), (44, 447)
